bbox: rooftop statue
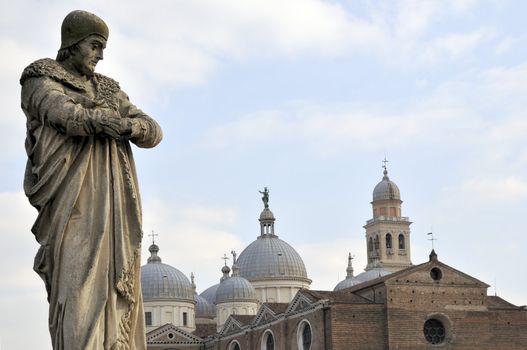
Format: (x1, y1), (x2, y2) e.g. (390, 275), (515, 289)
(259, 187), (270, 209)
(20, 10), (162, 350)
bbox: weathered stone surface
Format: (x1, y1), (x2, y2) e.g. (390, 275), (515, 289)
(20, 10), (162, 350)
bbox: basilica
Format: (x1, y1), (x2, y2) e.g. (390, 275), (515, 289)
(141, 167), (527, 349)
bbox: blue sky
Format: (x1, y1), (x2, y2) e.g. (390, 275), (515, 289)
(1, 1), (527, 348)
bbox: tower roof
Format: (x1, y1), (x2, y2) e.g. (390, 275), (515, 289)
(372, 167), (401, 201)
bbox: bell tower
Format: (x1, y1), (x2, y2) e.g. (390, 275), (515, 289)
(364, 161), (412, 272)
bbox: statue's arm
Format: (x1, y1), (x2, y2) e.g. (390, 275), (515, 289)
(22, 77), (123, 138)
(117, 91), (163, 148)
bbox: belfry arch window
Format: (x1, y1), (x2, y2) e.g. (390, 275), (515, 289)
(368, 237), (373, 251)
(398, 234), (405, 249)
(385, 233), (392, 249)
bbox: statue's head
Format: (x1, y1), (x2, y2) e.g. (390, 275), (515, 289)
(56, 10), (109, 77)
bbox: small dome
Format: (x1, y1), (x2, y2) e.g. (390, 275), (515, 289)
(334, 276), (361, 291)
(195, 294), (215, 318)
(355, 267), (391, 283)
(141, 244), (194, 301)
(200, 283), (220, 305)
(237, 235), (309, 282)
(373, 169), (400, 201)
(334, 253), (360, 291)
(216, 276), (257, 304)
(260, 208), (275, 220)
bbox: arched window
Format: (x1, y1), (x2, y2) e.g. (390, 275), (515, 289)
(398, 234), (405, 249)
(385, 233), (392, 249)
(229, 340), (241, 350)
(261, 331), (275, 350)
(297, 321), (312, 350)
(368, 237), (373, 251)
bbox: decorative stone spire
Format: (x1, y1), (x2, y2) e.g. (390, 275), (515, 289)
(258, 187), (276, 237)
(346, 253), (354, 278)
(190, 272), (196, 293)
(231, 250), (240, 277)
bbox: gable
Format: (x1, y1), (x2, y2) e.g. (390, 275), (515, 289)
(384, 260), (489, 288)
(218, 317), (244, 336)
(147, 324), (204, 345)
(252, 303), (279, 327)
(286, 290), (318, 314)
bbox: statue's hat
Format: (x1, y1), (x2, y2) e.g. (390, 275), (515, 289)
(60, 10), (108, 49)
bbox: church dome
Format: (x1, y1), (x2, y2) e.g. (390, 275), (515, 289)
(334, 276), (361, 291)
(195, 294), (215, 318)
(200, 283), (220, 305)
(355, 266), (391, 283)
(334, 253), (361, 291)
(216, 275), (258, 304)
(141, 244), (194, 301)
(373, 168), (400, 201)
(260, 208), (275, 220)
(237, 235), (309, 281)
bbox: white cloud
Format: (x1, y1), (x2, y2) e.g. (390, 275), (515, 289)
(141, 197), (245, 291)
(462, 177), (527, 203)
(420, 29), (494, 64)
(297, 238), (367, 291)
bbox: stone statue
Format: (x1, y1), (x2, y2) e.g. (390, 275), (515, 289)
(20, 10), (162, 350)
(259, 187), (269, 209)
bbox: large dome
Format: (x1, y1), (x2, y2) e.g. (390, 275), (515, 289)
(141, 244), (194, 301)
(237, 235), (309, 281)
(373, 169), (400, 201)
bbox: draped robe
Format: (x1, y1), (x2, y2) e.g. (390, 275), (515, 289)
(20, 59), (162, 349)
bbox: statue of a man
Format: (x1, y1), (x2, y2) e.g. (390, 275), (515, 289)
(20, 10), (162, 349)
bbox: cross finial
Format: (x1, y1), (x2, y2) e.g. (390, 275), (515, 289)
(427, 231), (437, 250)
(382, 157), (389, 171)
(221, 253), (230, 266)
(148, 230), (158, 245)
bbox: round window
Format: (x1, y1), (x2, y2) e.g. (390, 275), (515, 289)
(430, 267), (442, 281)
(423, 318), (446, 344)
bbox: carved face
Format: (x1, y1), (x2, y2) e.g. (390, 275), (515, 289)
(70, 34), (107, 77)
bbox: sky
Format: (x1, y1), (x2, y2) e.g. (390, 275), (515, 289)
(1, 0), (527, 348)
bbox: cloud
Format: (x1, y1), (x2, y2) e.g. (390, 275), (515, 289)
(297, 238), (367, 291)
(461, 177), (527, 203)
(141, 197), (245, 291)
(204, 98), (477, 155)
(419, 29), (494, 64)
(0, 192), (50, 349)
